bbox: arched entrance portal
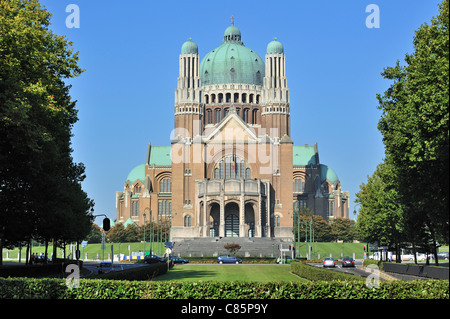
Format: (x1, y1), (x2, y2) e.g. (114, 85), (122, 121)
(209, 203), (220, 237)
(245, 203), (255, 237)
(225, 202), (239, 237)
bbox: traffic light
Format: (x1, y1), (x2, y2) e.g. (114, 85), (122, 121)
(103, 217), (111, 231)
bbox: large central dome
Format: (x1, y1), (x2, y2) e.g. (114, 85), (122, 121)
(200, 25), (265, 86)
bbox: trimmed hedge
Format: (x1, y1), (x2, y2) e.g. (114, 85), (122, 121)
(0, 277), (448, 299)
(290, 261), (365, 282)
(0, 260), (81, 278)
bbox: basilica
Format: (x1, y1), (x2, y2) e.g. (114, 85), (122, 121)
(115, 24), (349, 246)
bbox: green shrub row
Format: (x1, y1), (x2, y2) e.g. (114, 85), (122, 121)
(0, 261), (81, 278)
(290, 261), (366, 282)
(362, 258), (384, 269)
(0, 277), (448, 299)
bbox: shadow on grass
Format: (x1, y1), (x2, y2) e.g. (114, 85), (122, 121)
(152, 265), (218, 281)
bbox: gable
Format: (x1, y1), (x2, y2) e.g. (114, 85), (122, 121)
(204, 109), (258, 143)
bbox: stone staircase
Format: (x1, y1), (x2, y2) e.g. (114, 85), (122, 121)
(172, 237), (290, 258)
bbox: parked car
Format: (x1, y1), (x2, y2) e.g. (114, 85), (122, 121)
(217, 255), (242, 264)
(342, 256), (355, 267)
(323, 257), (336, 268)
(170, 256), (189, 264)
(437, 252), (449, 260)
(276, 256), (299, 264)
(144, 254), (167, 264)
(97, 262), (123, 274)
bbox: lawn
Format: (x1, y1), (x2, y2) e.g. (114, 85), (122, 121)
(153, 264), (308, 282)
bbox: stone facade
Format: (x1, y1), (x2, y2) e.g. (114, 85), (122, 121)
(115, 24), (349, 244)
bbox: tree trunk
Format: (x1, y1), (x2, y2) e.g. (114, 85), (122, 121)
(52, 239), (57, 262)
(26, 240), (30, 265)
(0, 236), (3, 266)
(44, 240), (49, 263)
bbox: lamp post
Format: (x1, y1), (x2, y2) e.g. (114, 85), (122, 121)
(143, 213), (146, 255)
(353, 203), (367, 259)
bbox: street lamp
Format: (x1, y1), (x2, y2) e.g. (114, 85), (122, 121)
(143, 213), (146, 254)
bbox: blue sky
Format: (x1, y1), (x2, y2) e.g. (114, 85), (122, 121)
(39, 0), (443, 223)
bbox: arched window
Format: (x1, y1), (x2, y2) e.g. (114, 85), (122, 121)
(252, 109), (258, 124)
(293, 178), (305, 193)
(132, 201), (139, 217)
(329, 201), (334, 217)
(160, 178), (172, 193)
(184, 215), (191, 227)
(206, 109), (213, 124)
(214, 168), (219, 179)
(243, 108), (249, 123)
(214, 156), (249, 179)
(158, 200), (172, 216)
(215, 108), (221, 123)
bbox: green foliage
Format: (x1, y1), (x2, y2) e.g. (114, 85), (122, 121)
(223, 243), (241, 255)
(358, 0), (449, 261)
(0, 0), (92, 264)
(0, 277), (447, 299)
(375, 0), (449, 247)
(356, 159), (405, 252)
(290, 261), (365, 282)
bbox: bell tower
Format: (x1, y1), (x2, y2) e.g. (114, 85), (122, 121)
(174, 38), (202, 139)
(261, 37), (290, 137)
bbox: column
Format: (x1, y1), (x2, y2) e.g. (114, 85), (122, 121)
(239, 193), (245, 237)
(219, 194), (225, 237)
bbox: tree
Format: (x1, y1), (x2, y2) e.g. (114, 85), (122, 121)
(224, 243), (241, 256)
(356, 159), (406, 262)
(329, 218), (357, 243)
(0, 0), (89, 264)
(376, 0), (449, 261)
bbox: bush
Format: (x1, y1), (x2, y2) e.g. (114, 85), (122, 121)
(0, 261), (81, 278)
(0, 277), (448, 299)
(290, 261), (365, 282)
(362, 258), (384, 270)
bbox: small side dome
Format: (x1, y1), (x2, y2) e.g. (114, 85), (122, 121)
(126, 164), (146, 185)
(320, 164), (339, 185)
(181, 37), (198, 54)
(267, 37), (284, 54)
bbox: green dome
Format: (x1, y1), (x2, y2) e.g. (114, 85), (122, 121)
(200, 25), (265, 86)
(224, 25), (241, 43)
(126, 164), (146, 185)
(181, 38), (198, 54)
(267, 37), (284, 54)
(320, 164), (339, 185)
